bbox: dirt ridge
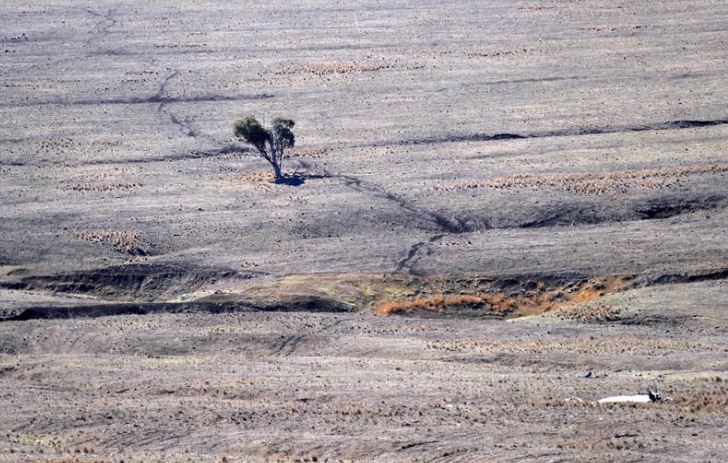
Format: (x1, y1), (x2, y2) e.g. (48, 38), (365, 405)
(1, 295), (355, 322)
(0, 262), (247, 302)
(363, 117), (728, 148)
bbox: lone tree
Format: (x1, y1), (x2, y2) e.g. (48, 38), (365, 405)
(234, 116), (295, 183)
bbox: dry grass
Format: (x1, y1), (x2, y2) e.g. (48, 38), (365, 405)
(375, 293), (516, 316)
(555, 437), (647, 452)
(433, 164), (728, 195)
(154, 42), (208, 49)
(467, 48), (537, 59)
(220, 170), (276, 191)
(235, 273), (416, 312)
(426, 336), (721, 356)
(39, 137), (74, 153)
(585, 24), (644, 32)
(220, 272), (631, 319)
(519, 4), (557, 11)
(288, 146), (331, 158)
(236, 170), (275, 183)
(555, 301), (623, 322)
(41, 459), (104, 463)
(120, 68), (159, 83)
(376, 277), (631, 317)
(73, 230), (147, 256)
(276, 62), (391, 76)
(673, 388), (728, 415)
(63, 182), (141, 193)
(523, 277), (631, 315)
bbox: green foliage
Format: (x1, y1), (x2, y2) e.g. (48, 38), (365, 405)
(271, 118), (295, 150)
(233, 116), (297, 182)
(234, 116), (270, 155)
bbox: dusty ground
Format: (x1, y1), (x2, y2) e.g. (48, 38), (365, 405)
(1, 281), (727, 462)
(1, 0), (727, 461)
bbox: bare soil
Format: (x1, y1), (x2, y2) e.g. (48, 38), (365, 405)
(1, 0), (727, 461)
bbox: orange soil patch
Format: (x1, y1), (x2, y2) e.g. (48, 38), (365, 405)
(513, 276), (632, 316)
(376, 276), (632, 317)
(375, 293), (506, 316)
(219, 272), (631, 319)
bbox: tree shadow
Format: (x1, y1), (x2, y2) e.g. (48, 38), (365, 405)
(275, 172), (327, 186)
(277, 176), (305, 186)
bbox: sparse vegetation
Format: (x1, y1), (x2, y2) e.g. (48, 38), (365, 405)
(555, 301), (623, 322)
(63, 182), (141, 193)
(276, 62), (389, 76)
(375, 277), (631, 317)
(234, 116), (296, 183)
(375, 293), (509, 316)
(433, 163), (728, 195)
(2, 1), (727, 461)
(674, 390), (728, 415)
(73, 230), (147, 256)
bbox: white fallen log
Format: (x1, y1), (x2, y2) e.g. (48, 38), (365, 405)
(599, 390), (665, 403)
(598, 394), (653, 404)
(567, 390), (667, 404)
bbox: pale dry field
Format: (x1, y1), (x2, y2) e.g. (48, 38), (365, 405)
(1, 0), (728, 461)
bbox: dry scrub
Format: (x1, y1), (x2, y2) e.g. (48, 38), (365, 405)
(425, 336), (721, 356)
(120, 68), (160, 83)
(276, 62), (391, 76)
(39, 137), (74, 153)
(73, 230), (148, 256)
(63, 182), (141, 193)
(555, 301), (623, 322)
(375, 293), (504, 316)
(673, 384), (728, 415)
(519, 4), (557, 11)
(376, 277), (631, 317)
(218, 170), (277, 191)
(288, 146), (331, 158)
(434, 164), (728, 195)
(235, 170), (275, 183)
(467, 47), (539, 59)
(41, 459), (103, 463)
(584, 24), (644, 33)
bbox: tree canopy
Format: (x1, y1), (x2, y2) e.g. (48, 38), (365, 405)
(234, 116), (296, 183)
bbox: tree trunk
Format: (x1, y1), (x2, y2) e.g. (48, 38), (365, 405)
(272, 162), (283, 183)
(269, 140), (284, 183)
